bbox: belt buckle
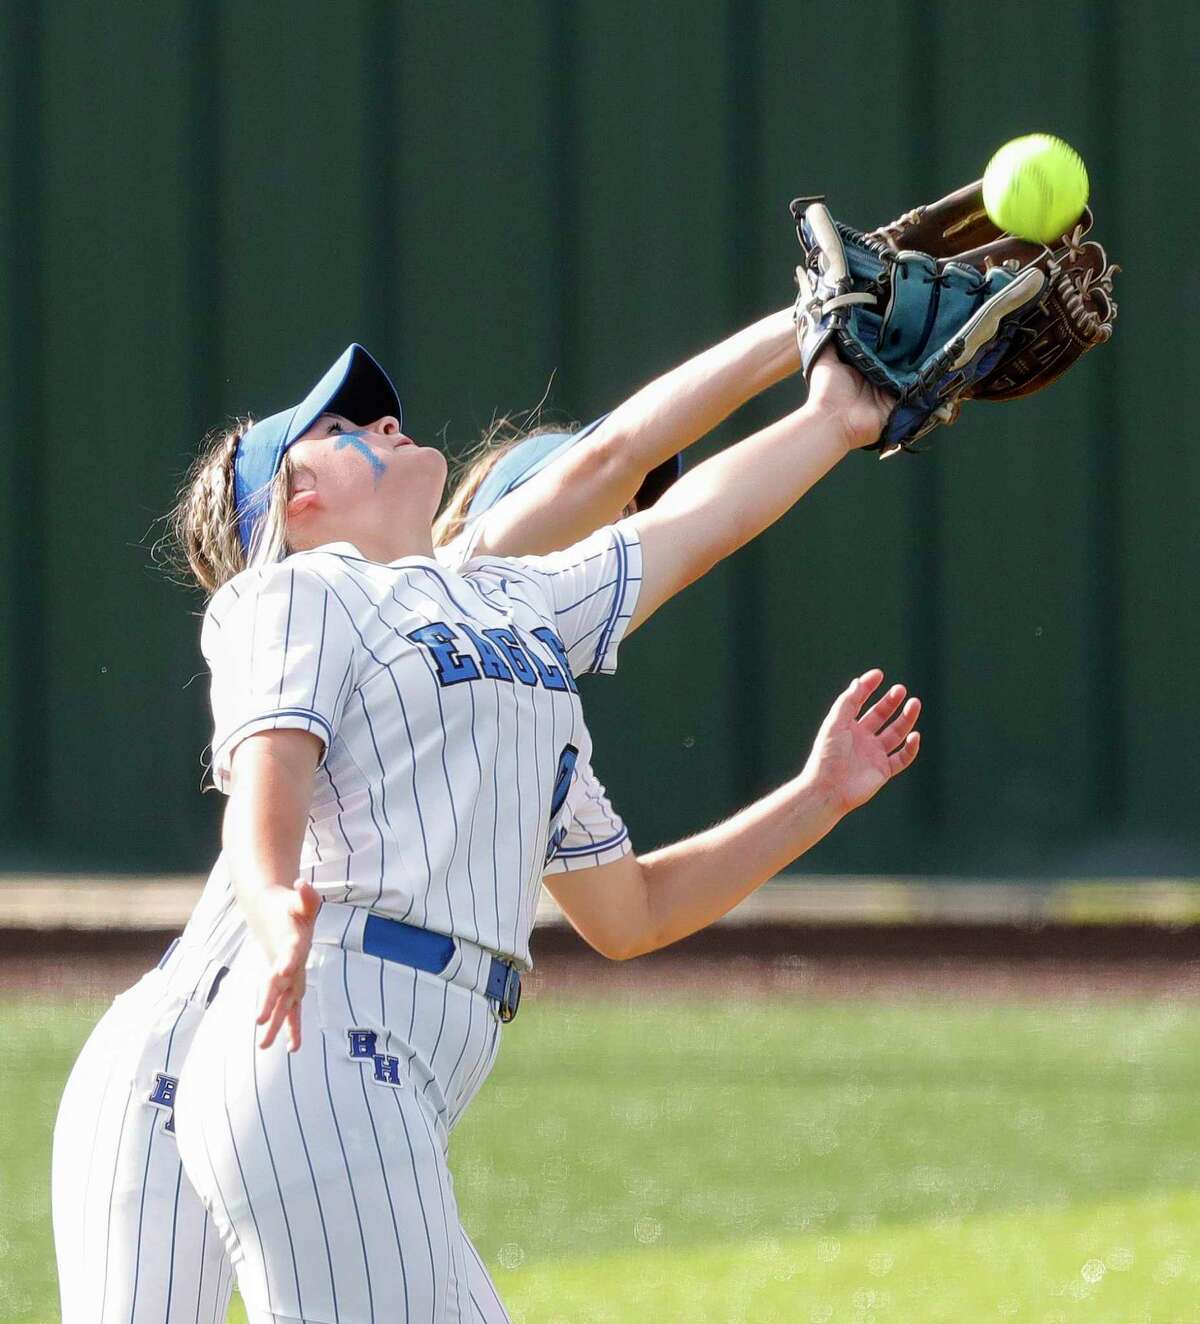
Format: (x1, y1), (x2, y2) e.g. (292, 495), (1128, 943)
(497, 964), (522, 1023)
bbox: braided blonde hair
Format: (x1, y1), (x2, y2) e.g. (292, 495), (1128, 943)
(169, 417), (295, 596)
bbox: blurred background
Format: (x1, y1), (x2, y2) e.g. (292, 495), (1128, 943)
(3, 5), (1200, 1323)
(0, 0), (1193, 881)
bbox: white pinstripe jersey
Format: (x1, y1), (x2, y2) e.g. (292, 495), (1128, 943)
(175, 754), (630, 977)
(192, 525), (641, 968)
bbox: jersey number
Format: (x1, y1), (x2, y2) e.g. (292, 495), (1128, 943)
(544, 743), (580, 865)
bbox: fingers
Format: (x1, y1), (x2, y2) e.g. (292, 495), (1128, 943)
(256, 981), (291, 1051)
(880, 696), (921, 751)
(285, 1003), (304, 1053)
(887, 731), (921, 776)
(859, 683), (907, 735)
(256, 967), (307, 1051)
(831, 669), (884, 723)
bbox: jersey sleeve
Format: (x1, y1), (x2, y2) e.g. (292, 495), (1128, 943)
(544, 761), (633, 874)
(202, 561), (360, 794)
(511, 522), (642, 676)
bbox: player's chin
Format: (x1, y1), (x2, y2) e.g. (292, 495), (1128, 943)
(405, 445), (448, 508)
(411, 444), (448, 486)
(418, 443), (448, 473)
(395, 440), (443, 466)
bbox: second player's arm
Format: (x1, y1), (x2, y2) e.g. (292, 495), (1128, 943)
(624, 351), (890, 632)
(471, 308), (799, 557)
(543, 671), (921, 960)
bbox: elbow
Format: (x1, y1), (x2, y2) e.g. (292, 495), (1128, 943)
(578, 922), (655, 962)
(591, 926), (661, 962)
(578, 424), (643, 510)
(587, 932), (641, 962)
(601, 939), (643, 963)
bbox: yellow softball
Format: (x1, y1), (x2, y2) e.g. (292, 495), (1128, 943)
(982, 134), (1090, 245)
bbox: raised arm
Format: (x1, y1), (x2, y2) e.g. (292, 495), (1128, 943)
(625, 350), (890, 632)
(543, 670), (920, 960)
(470, 307), (799, 558)
(223, 728), (323, 1051)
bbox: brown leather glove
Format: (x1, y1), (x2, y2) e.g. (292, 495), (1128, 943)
(868, 180), (1119, 408)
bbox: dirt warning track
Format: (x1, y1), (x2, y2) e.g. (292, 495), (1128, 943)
(5, 920), (1200, 1003)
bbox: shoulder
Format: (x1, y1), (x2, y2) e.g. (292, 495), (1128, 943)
(200, 553), (356, 656)
(204, 556), (328, 619)
(202, 563), (272, 638)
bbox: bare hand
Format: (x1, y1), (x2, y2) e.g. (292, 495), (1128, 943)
(807, 346), (894, 451)
(254, 879), (322, 1052)
(804, 670), (921, 815)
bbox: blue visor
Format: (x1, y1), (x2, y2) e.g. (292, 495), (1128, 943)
(233, 343), (401, 553)
(465, 414), (682, 521)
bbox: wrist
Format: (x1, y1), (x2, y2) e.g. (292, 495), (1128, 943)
(797, 399), (859, 460)
(236, 875), (301, 959)
(760, 310), (803, 385)
(789, 769), (850, 832)
(844, 396), (891, 452)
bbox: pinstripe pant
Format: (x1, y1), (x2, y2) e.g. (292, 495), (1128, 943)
(176, 940), (508, 1324)
(52, 967), (235, 1324)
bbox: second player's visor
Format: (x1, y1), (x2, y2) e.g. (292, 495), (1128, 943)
(466, 415), (683, 520)
(234, 343), (402, 553)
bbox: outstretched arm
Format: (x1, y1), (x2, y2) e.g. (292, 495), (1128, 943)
(625, 350), (890, 632)
(543, 671), (920, 960)
(470, 308), (799, 558)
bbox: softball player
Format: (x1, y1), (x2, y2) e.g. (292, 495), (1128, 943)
(52, 321), (916, 1324)
(169, 338), (915, 1324)
(51, 305), (805, 1324)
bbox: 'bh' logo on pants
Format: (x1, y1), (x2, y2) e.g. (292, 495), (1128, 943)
(148, 1073), (178, 1133)
(347, 1029), (403, 1087)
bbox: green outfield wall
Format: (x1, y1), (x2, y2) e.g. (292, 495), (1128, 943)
(0, 1), (1193, 876)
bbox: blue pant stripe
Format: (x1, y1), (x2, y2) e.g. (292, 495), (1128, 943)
(321, 1035), (376, 1323)
(358, 1072), (411, 1320)
(224, 1027), (275, 1318)
(98, 1080), (136, 1321)
(464, 1234), (508, 1322)
(196, 1095), (239, 1324)
(389, 1089), (442, 1314)
(420, 981), (451, 1120)
(454, 1020), (500, 1133)
(208, 1250), (228, 1324)
(383, 972), (439, 1302)
(407, 1082), (464, 1323)
(286, 1052), (339, 1320)
(163, 1159), (182, 1323)
(443, 995), (476, 1125)
(252, 1026), (305, 1316)
(127, 1115), (159, 1323)
(191, 1188), (207, 1324)
(342, 950), (410, 1320)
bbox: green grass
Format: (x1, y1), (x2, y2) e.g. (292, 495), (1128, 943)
(4, 994), (1200, 1322)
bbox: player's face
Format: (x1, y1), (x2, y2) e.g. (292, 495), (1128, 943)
(286, 410), (450, 550)
(288, 412), (447, 534)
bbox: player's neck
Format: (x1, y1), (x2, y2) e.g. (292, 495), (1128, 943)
(343, 524), (437, 564)
(298, 515), (437, 565)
